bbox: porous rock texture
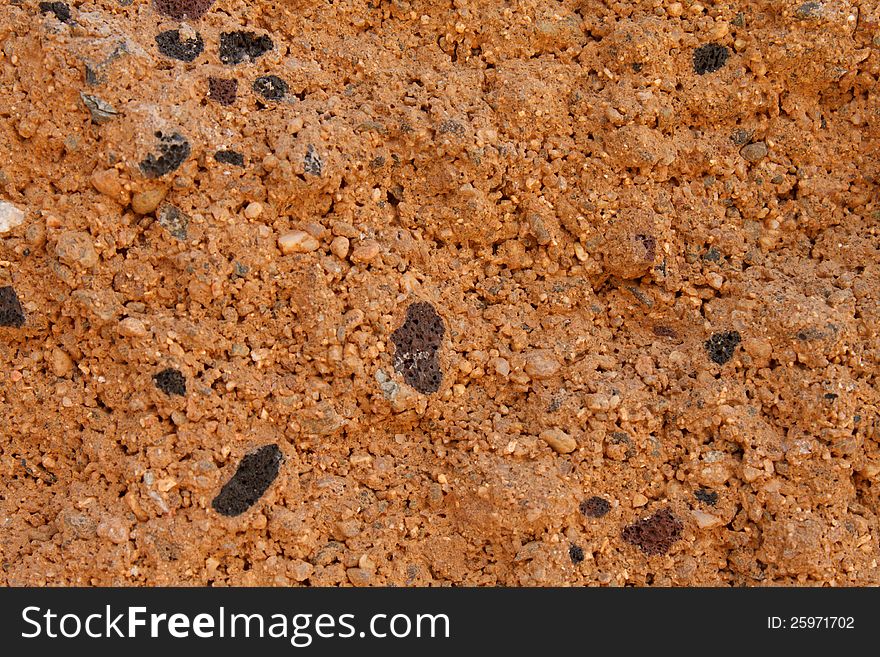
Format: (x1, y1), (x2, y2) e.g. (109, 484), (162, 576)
(0, 0), (878, 587)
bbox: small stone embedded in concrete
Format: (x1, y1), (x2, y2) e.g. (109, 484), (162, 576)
(333, 518), (362, 540)
(524, 350), (561, 379)
(539, 428), (577, 454)
(212, 444), (282, 516)
(214, 150), (244, 167)
(208, 77), (238, 105)
(692, 509), (723, 529)
(622, 507), (683, 556)
(118, 317), (148, 338)
(695, 488), (718, 506)
(391, 301), (445, 394)
(350, 239), (381, 263)
(131, 188), (167, 215)
(80, 93), (119, 125)
(90, 168), (129, 205)
(0, 286), (26, 328)
(153, 367), (186, 396)
(740, 141), (769, 162)
(0, 200), (25, 234)
(39, 1), (71, 23)
(347, 567), (373, 587)
(693, 43), (729, 75)
(304, 144), (323, 176)
(290, 560), (314, 582)
(602, 210), (659, 279)
(705, 330), (742, 365)
(55, 230), (99, 269)
(97, 517), (130, 544)
(219, 31), (274, 65)
(795, 2), (824, 20)
(156, 204), (189, 240)
(278, 230), (320, 254)
(730, 128), (752, 146)
(580, 496), (611, 518)
(330, 235), (350, 259)
(492, 357), (510, 377)
(243, 202), (263, 219)
(155, 30), (204, 63)
(569, 544), (585, 564)
(375, 369), (400, 402)
(139, 132), (190, 178)
(253, 75), (288, 101)
(153, 0), (214, 20)
(50, 348), (73, 377)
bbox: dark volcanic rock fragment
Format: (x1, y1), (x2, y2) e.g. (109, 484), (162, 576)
(391, 302), (445, 394)
(705, 330), (741, 365)
(219, 31), (273, 65)
(622, 508), (683, 556)
(0, 286), (25, 328)
(253, 75), (288, 100)
(156, 30), (204, 62)
(580, 496), (611, 518)
(693, 43), (729, 75)
(153, 367), (186, 396)
(212, 445), (282, 516)
(39, 2), (72, 23)
(214, 150), (244, 167)
(140, 132), (190, 178)
(208, 77), (238, 105)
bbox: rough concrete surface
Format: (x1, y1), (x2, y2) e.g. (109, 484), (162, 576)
(0, 0), (879, 586)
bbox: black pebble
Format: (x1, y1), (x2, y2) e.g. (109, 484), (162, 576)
(693, 43), (729, 75)
(705, 330), (741, 365)
(140, 131), (191, 178)
(219, 31), (274, 65)
(156, 30), (204, 63)
(694, 488), (718, 506)
(569, 544), (585, 565)
(580, 496), (611, 518)
(214, 150), (244, 167)
(153, 367), (186, 396)
(253, 75), (288, 101)
(212, 445), (282, 516)
(0, 286), (25, 328)
(391, 302), (445, 394)
(39, 1), (71, 23)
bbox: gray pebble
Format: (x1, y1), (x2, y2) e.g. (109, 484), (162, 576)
(740, 141), (768, 162)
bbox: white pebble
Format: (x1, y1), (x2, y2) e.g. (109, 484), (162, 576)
(492, 357), (510, 376)
(692, 510), (723, 529)
(118, 317), (148, 338)
(330, 235), (350, 259)
(0, 200), (25, 233)
(244, 202), (263, 219)
(278, 230), (320, 254)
